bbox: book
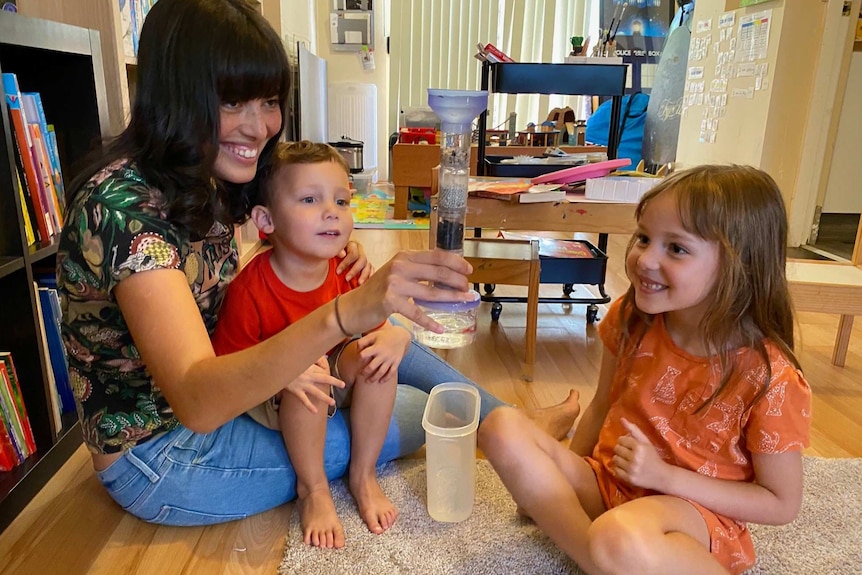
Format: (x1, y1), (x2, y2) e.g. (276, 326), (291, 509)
(0, 409), (19, 471)
(26, 122), (62, 230)
(31, 287), (63, 436)
(15, 170), (37, 246)
(498, 231), (596, 259)
(2, 73), (53, 241)
(0, 362), (29, 462)
(468, 179), (566, 204)
(37, 287), (75, 414)
(3, 72), (55, 242)
(21, 93), (65, 212)
(517, 184), (568, 204)
(0, 353), (37, 456)
(483, 43), (515, 63)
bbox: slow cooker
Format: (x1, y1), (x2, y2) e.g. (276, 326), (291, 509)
(330, 137), (364, 174)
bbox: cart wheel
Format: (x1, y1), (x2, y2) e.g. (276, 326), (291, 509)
(491, 302), (503, 322)
(483, 284), (496, 295)
(586, 304), (599, 324)
(563, 284), (575, 297)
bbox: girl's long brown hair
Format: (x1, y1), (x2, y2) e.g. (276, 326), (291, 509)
(618, 165), (801, 409)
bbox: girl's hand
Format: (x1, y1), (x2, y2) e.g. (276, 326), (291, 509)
(355, 325), (412, 383)
(338, 250), (473, 335)
(612, 418), (668, 490)
(285, 356), (345, 414)
(337, 240), (374, 285)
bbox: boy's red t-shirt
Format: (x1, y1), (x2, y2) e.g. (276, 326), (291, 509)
(211, 250), (359, 355)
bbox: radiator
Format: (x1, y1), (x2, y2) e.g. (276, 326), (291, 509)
(328, 82), (378, 170)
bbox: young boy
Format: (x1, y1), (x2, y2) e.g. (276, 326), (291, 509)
(211, 141), (412, 549)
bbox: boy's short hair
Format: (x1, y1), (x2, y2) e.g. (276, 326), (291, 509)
(256, 140), (350, 206)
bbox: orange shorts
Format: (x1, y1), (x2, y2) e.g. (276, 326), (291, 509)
(585, 457), (756, 575)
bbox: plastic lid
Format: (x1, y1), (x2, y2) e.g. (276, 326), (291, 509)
(414, 289), (481, 312)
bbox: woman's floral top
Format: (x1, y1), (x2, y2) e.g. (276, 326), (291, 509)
(57, 160), (238, 454)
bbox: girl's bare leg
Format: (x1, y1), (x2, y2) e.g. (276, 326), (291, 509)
(479, 405), (607, 572)
(480, 407), (727, 575)
(590, 496), (727, 575)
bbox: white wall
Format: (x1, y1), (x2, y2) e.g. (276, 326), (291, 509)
(823, 52), (862, 214)
(675, 0), (825, 242)
(282, 0), (316, 49)
(314, 0), (390, 178)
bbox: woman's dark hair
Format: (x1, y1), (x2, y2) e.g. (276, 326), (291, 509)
(67, 0), (290, 238)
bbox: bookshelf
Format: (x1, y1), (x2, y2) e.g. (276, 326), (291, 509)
(0, 12), (110, 533)
(17, 0), (129, 137)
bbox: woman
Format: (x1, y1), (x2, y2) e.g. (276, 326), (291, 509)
(58, 0), (577, 527)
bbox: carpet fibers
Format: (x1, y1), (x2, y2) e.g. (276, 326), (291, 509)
(279, 457), (861, 574)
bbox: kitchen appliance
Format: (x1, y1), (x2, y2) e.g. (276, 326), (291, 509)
(330, 136), (364, 173)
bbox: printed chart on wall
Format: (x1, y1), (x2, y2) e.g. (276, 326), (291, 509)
(681, 8), (772, 145)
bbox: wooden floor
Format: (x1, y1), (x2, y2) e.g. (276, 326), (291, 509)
(1, 228), (861, 574)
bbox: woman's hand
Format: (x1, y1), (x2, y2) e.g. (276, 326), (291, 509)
(338, 250), (473, 335)
(337, 240), (373, 284)
(285, 356), (345, 414)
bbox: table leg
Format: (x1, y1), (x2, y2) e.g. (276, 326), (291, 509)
(832, 314), (854, 367)
(524, 241), (540, 367)
(394, 185), (409, 220)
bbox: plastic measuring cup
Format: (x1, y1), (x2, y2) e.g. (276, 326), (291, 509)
(421, 382), (482, 522)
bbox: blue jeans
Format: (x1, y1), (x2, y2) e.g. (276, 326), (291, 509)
(97, 339), (504, 526)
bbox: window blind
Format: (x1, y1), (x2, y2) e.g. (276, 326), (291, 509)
(390, 0), (597, 136)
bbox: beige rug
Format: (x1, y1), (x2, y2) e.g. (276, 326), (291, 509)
(279, 457), (862, 574)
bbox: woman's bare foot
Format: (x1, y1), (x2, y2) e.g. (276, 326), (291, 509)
(297, 485), (345, 549)
(349, 469), (398, 534)
(524, 389), (580, 440)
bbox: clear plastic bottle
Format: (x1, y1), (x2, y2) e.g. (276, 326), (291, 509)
(413, 290), (481, 349)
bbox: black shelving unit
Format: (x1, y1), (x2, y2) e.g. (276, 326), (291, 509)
(475, 61), (627, 323)
(0, 12), (110, 533)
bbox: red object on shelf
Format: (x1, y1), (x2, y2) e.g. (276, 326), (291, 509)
(398, 127), (437, 144)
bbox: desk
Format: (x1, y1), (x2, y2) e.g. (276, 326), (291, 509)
(466, 193), (638, 236)
(391, 143), (606, 219)
(787, 260), (862, 366)
(463, 238), (540, 365)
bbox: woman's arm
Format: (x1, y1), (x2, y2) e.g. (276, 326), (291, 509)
(569, 346), (616, 456)
(336, 239), (373, 284)
(115, 249), (473, 433)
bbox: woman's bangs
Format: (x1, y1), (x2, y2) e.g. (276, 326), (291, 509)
(215, 30), (289, 104)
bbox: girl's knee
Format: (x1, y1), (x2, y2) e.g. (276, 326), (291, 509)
(589, 511), (658, 574)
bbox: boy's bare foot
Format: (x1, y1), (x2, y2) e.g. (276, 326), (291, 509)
(297, 486), (345, 549)
(349, 470), (398, 534)
(524, 389), (580, 440)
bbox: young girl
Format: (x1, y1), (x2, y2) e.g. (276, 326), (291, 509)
(479, 164), (811, 575)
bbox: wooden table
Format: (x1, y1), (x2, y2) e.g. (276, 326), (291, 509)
(391, 143), (605, 219)
(463, 238), (540, 366)
(787, 260), (862, 366)
(466, 193), (638, 236)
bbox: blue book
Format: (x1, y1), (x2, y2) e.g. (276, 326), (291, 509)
(37, 287), (75, 414)
(21, 92), (65, 211)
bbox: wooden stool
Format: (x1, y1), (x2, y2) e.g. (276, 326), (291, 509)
(462, 237), (541, 365)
